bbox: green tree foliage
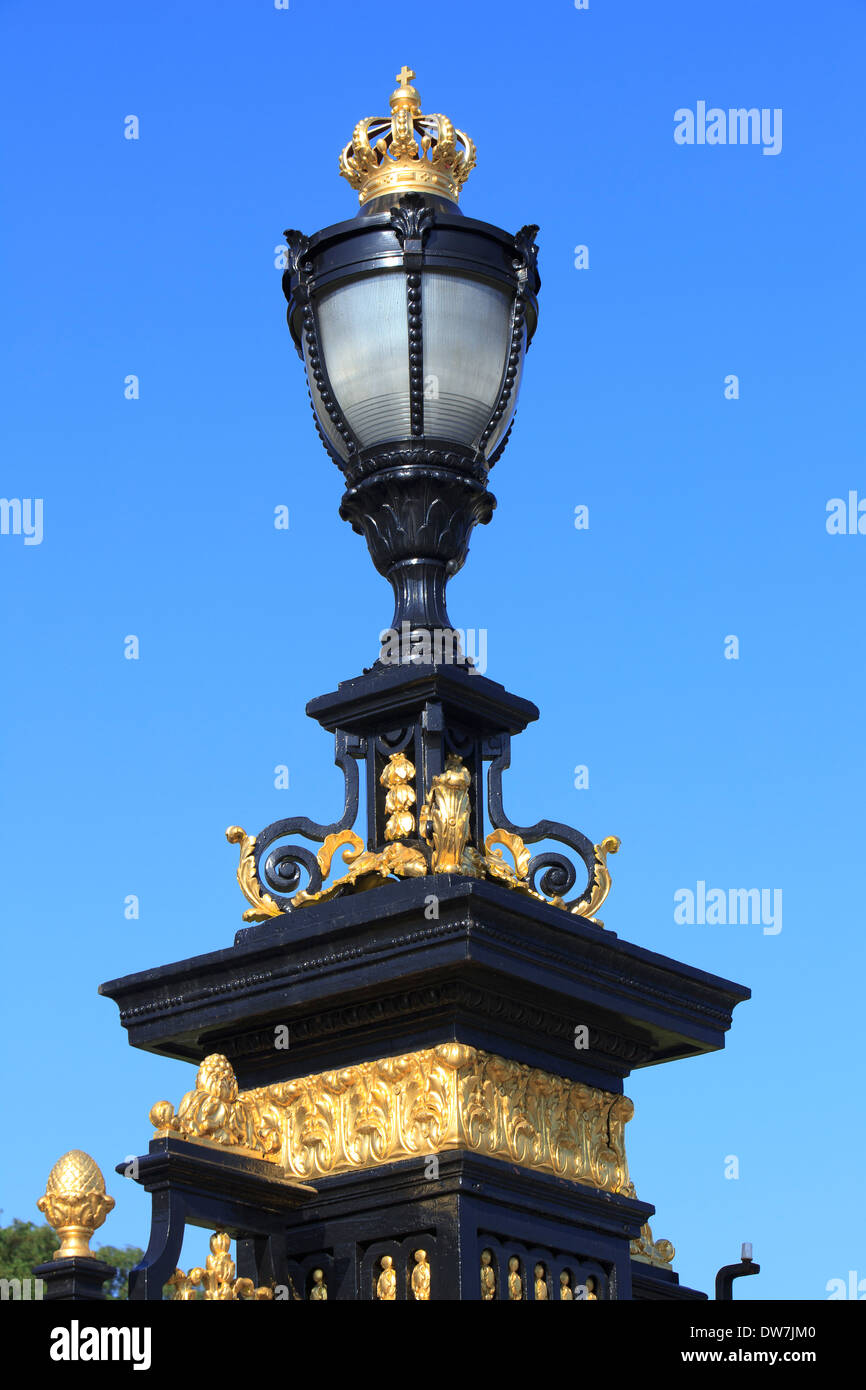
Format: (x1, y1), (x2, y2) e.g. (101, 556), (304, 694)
(91, 1244), (145, 1300)
(0, 1218), (146, 1299)
(0, 1219), (56, 1279)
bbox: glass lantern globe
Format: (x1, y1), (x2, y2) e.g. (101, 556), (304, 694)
(280, 68), (540, 656)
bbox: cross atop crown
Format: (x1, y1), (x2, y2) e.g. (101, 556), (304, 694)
(396, 65), (416, 89)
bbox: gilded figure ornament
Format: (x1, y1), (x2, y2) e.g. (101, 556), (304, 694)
(226, 825), (283, 923)
(310, 1269), (327, 1300)
(149, 1053), (283, 1162)
(507, 1256), (523, 1301)
(376, 1255), (396, 1300)
(411, 1249), (431, 1300)
(480, 1249), (496, 1300)
(419, 753), (477, 873)
(559, 1271), (573, 1300)
(584, 1275), (598, 1300)
(630, 1221), (675, 1268)
(36, 1150), (115, 1259)
(534, 1263), (548, 1300)
(170, 1232), (274, 1300)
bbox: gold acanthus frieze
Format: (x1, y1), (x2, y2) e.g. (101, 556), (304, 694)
(151, 1046), (635, 1193)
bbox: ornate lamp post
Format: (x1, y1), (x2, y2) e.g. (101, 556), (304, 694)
(97, 65), (752, 1303)
(282, 66), (539, 661)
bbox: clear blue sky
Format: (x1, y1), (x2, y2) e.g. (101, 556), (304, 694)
(2, 0), (863, 1298)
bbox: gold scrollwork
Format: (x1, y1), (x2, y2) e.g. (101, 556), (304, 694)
(226, 826), (283, 923)
(291, 756), (428, 908)
(570, 835), (621, 927)
(232, 753), (619, 924)
(483, 829), (531, 884)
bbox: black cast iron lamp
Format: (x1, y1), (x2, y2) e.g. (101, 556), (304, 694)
(83, 63), (754, 1309)
(282, 65), (540, 663)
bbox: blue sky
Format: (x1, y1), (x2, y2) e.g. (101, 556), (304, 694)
(2, 0), (864, 1298)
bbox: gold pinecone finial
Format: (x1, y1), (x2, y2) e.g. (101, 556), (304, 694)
(37, 1150), (115, 1259)
(339, 65), (476, 206)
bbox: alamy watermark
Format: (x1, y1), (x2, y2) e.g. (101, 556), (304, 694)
(0, 1277), (44, 1300)
(674, 103), (782, 156)
(826, 491), (866, 535)
(379, 622), (487, 674)
(674, 881), (782, 935)
(826, 1271), (866, 1300)
(1, 498), (42, 545)
(50, 1324), (151, 1370)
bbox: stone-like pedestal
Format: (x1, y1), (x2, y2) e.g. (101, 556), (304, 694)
(32, 1256), (116, 1301)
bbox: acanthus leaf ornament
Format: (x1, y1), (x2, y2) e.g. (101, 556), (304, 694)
(569, 834), (620, 927)
(290, 836), (428, 909)
(226, 826), (283, 923)
(389, 192), (435, 251)
(482, 828), (534, 889)
(514, 223), (540, 281)
(282, 228), (310, 273)
(419, 753), (478, 874)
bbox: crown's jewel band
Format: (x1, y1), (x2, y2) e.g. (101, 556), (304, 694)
(339, 65), (476, 205)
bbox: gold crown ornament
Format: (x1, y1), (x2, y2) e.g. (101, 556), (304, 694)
(339, 65), (476, 206)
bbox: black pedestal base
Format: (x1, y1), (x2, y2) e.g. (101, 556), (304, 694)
(31, 1256), (116, 1301)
